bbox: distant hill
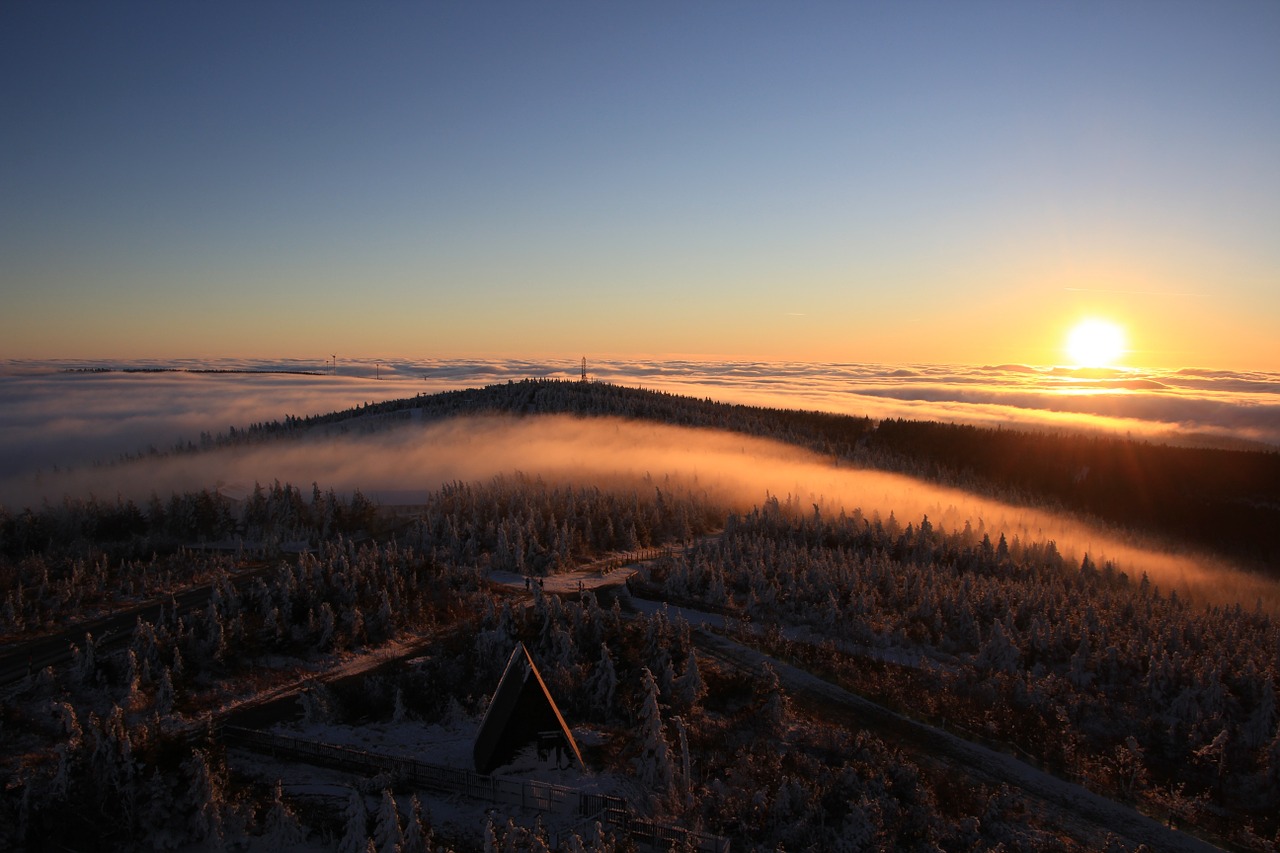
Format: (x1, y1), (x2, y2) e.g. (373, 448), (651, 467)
(202, 379), (1279, 572)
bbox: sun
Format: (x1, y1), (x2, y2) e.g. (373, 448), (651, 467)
(1066, 319), (1126, 368)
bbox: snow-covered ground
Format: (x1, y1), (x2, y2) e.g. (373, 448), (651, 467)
(227, 713), (638, 850)
(487, 564), (637, 597)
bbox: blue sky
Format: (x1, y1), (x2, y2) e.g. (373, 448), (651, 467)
(3, 2), (1278, 367)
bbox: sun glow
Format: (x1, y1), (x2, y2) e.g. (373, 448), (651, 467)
(1066, 319), (1126, 368)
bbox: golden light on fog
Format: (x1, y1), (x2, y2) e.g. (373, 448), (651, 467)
(1066, 319), (1126, 368)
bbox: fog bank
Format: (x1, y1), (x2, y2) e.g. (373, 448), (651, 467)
(5, 413), (1273, 611)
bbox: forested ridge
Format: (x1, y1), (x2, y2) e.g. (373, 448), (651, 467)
(74, 378), (1280, 570)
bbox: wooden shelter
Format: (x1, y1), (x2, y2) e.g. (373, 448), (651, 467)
(473, 642), (584, 774)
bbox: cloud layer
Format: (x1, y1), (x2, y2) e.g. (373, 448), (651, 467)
(3, 357), (1276, 487)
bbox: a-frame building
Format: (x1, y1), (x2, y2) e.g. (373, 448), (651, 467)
(473, 642), (584, 775)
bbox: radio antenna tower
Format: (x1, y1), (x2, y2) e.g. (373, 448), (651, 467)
(580, 356), (588, 382)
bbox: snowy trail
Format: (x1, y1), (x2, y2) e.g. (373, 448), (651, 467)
(628, 596), (1222, 853)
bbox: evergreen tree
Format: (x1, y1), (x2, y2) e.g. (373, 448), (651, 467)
(674, 650), (706, 710)
(758, 663), (790, 738)
(586, 643), (618, 720)
(634, 667), (675, 804)
(262, 780), (304, 847)
(976, 620), (1020, 675)
(182, 749), (224, 850)
(338, 787), (368, 853)
(374, 788), (404, 853)
(400, 794), (430, 853)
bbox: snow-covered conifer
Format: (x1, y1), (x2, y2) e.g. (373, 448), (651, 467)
(1068, 629), (1093, 688)
(51, 700), (83, 749)
(124, 649), (142, 705)
(72, 632), (97, 686)
(374, 788), (403, 853)
(976, 620), (1020, 675)
(262, 780), (304, 847)
(338, 787), (368, 853)
(672, 715), (692, 804)
(298, 684), (337, 725)
(586, 643), (618, 720)
(659, 657), (677, 702)
(758, 663), (789, 737)
(674, 650), (706, 710)
(155, 665), (176, 716)
(483, 816), (499, 853)
(634, 667), (675, 802)
(182, 749), (224, 850)
(400, 794), (430, 853)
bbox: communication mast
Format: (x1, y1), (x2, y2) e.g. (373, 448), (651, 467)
(580, 357), (588, 382)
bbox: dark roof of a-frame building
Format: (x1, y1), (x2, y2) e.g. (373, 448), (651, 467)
(473, 641), (584, 775)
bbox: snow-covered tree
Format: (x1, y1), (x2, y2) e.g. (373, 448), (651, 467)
(585, 643), (618, 720)
(674, 650), (706, 710)
(758, 663), (789, 738)
(182, 749), (224, 850)
(976, 620), (1020, 675)
(374, 788), (403, 853)
(338, 787), (368, 853)
(262, 780), (304, 847)
(634, 667), (675, 805)
(400, 794), (431, 853)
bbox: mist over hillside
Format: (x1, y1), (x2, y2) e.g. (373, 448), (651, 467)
(5, 378), (1278, 601)
(102, 378), (1280, 568)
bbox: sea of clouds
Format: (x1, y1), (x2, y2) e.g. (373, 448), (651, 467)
(3, 357), (1277, 607)
(2, 357), (1277, 486)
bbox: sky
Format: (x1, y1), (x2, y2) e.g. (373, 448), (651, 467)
(2, 2), (1278, 369)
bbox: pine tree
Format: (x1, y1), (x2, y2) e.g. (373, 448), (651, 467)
(392, 686), (409, 723)
(758, 663), (789, 738)
(672, 715), (693, 806)
(338, 787), (368, 853)
(634, 667), (675, 804)
(976, 620), (1020, 675)
(374, 789), (404, 853)
(674, 650), (706, 710)
(400, 795), (430, 853)
(262, 779), (304, 847)
(182, 749), (224, 850)
(155, 665), (176, 716)
(586, 643), (618, 720)
(483, 816), (499, 853)
(72, 632), (97, 686)
(1068, 629), (1093, 688)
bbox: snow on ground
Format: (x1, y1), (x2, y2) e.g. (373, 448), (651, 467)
(487, 564), (637, 596)
(226, 713), (637, 851)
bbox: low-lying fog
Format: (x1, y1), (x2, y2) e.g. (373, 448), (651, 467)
(7, 413), (1275, 611)
(2, 358), (1278, 484)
